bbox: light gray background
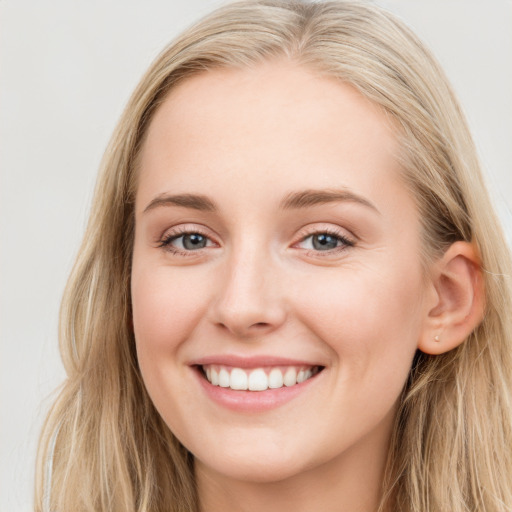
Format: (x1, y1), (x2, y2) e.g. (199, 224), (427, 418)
(1, 1), (511, 510)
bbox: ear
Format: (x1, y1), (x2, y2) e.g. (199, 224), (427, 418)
(418, 241), (485, 355)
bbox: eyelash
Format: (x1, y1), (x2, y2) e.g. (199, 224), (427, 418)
(158, 227), (215, 256)
(158, 226), (355, 257)
(295, 227), (355, 256)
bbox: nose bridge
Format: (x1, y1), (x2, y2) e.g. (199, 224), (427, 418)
(212, 239), (285, 337)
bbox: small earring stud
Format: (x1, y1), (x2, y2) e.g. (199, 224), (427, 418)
(434, 335), (440, 342)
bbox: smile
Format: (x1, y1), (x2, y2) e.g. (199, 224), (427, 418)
(201, 364), (322, 391)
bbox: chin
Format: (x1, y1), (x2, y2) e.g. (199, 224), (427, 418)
(194, 442), (322, 485)
(201, 461), (306, 485)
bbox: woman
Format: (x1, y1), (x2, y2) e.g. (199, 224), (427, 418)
(35, 1), (512, 511)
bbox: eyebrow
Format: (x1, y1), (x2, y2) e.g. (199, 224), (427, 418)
(143, 193), (217, 213)
(142, 188), (379, 214)
(280, 188), (379, 213)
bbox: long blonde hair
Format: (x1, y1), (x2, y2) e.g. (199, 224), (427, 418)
(35, 1), (512, 511)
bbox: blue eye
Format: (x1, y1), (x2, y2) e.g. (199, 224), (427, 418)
(311, 233), (340, 250)
(160, 231), (213, 252)
(178, 233), (208, 250)
(299, 232), (353, 252)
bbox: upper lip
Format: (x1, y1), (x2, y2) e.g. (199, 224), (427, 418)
(189, 354), (324, 369)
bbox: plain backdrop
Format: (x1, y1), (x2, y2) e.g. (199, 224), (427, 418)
(1, 1), (511, 510)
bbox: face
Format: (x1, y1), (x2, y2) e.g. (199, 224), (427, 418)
(131, 62), (432, 484)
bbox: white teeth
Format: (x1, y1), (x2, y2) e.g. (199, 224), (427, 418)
(283, 367), (297, 387)
(230, 368), (248, 390)
(268, 368), (284, 388)
(248, 369), (268, 391)
(203, 365), (319, 391)
(218, 368), (230, 388)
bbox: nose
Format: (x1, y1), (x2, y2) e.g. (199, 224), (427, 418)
(209, 248), (287, 339)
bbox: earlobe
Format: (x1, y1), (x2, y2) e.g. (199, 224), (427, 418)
(418, 241), (485, 355)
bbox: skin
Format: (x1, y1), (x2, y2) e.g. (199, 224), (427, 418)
(131, 61), (441, 512)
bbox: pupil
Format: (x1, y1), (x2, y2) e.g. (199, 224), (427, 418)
(312, 234), (338, 250)
(183, 233), (206, 250)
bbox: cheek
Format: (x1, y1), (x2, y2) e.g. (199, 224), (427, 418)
(131, 265), (208, 359)
(130, 265), (209, 425)
(295, 262), (425, 375)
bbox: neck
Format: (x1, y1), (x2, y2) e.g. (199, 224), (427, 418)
(195, 416), (393, 512)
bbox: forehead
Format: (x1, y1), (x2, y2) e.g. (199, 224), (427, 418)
(137, 61), (406, 215)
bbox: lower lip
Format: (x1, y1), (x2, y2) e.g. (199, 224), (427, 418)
(193, 367), (322, 412)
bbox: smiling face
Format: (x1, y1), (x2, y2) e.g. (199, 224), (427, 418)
(131, 62), (432, 486)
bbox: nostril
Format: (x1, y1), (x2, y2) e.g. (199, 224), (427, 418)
(251, 322), (271, 329)
(215, 320), (274, 338)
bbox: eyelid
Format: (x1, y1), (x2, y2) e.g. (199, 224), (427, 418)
(295, 223), (355, 242)
(157, 223), (220, 254)
(291, 224), (356, 254)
